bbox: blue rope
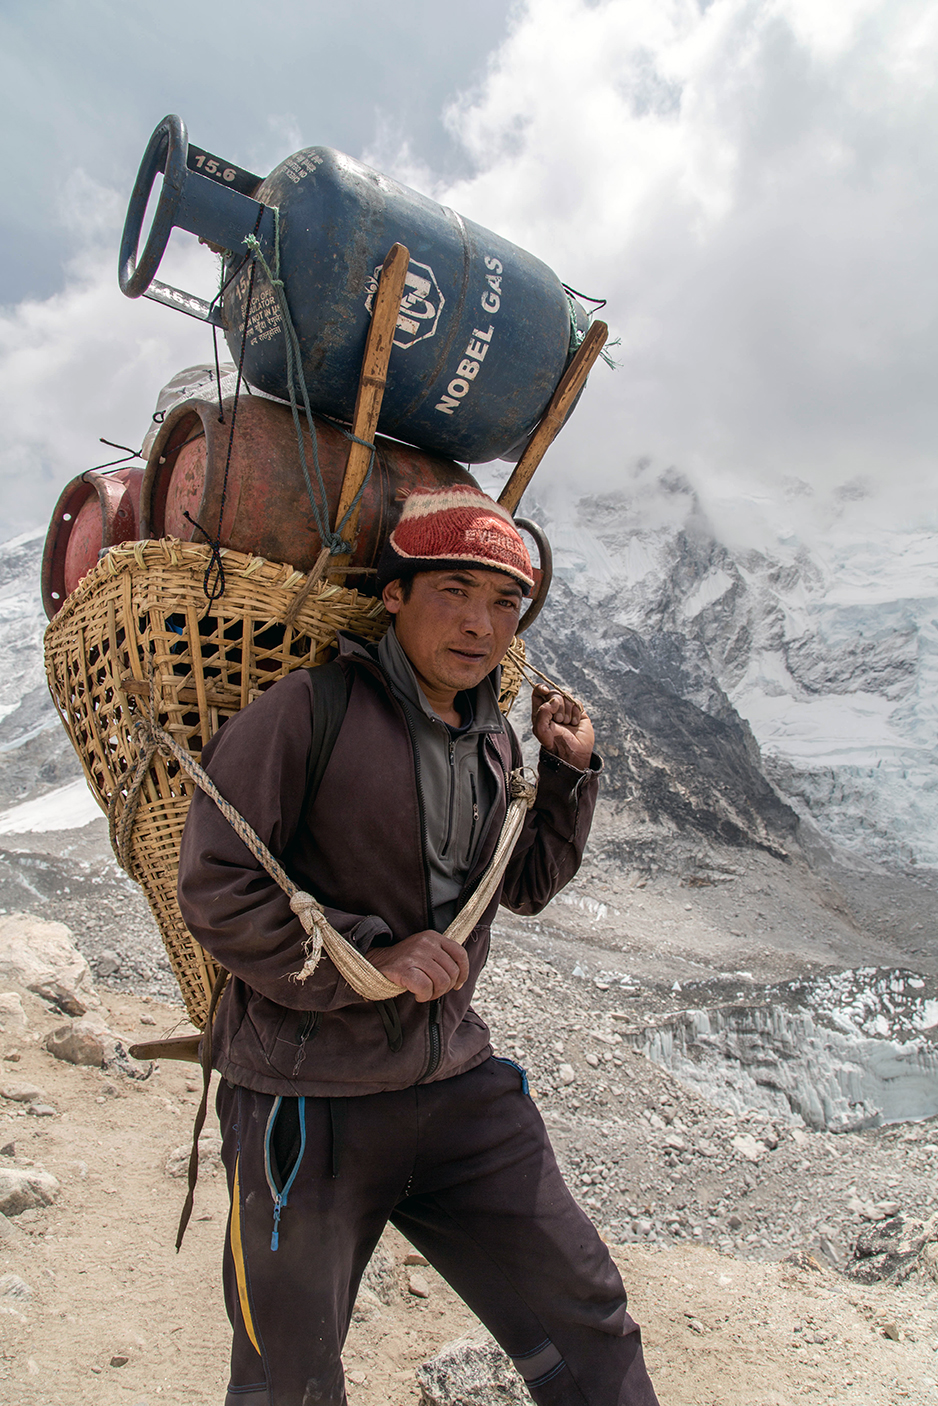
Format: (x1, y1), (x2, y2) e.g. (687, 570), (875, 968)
(243, 219), (377, 556)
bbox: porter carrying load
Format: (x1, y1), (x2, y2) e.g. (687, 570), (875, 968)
(45, 123), (609, 1037)
(41, 112), (665, 1406)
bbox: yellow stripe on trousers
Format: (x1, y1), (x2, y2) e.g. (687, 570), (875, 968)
(230, 1154), (261, 1355)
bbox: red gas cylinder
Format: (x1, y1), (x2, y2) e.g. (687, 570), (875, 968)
(140, 394), (478, 589)
(42, 466), (145, 618)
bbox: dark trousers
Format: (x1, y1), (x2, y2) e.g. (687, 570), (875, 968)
(217, 1057), (660, 1406)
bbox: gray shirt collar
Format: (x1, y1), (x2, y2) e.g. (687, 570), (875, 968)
(376, 625), (505, 734)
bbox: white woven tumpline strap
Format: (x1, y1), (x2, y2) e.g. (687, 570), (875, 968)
(132, 713), (535, 1002)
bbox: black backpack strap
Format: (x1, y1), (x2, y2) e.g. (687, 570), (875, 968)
(303, 658), (402, 1048)
(303, 659), (353, 817)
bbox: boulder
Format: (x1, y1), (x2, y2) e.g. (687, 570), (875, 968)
(846, 1214), (936, 1284)
(783, 1250), (825, 1273)
(0, 1210), (24, 1243)
(45, 1019), (152, 1080)
(361, 1240), (398, 1305)
(165, 1133), (223, 1179)
(95, 950), (121, 977)
(105, 1037), (154, 1081)
(0, 993), (27, 1030)
(0, 1166), (60, 1217)
(0, 1273), (33, 1300)
(0, 914), (98, 1016)
(44, 1020), (107, 1068)
(417, 1326), (528, 1406)
(920, 1240), (938, 1284)
(350, 1287), (383, 1325)
(0, 1082), (45, 1103)
(731, 1133), (765, 1163)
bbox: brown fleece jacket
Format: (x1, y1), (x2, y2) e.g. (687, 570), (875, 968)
(176, 643), (601, 1097)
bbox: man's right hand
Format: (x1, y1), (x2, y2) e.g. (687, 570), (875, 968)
(366, 930), (469, 1001)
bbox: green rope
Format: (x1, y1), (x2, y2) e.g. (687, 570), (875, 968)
(242, 220), (377, 556)
(566, 293), (621, 370)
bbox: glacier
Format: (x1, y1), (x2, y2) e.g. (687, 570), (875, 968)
(517, 476), (938, 872)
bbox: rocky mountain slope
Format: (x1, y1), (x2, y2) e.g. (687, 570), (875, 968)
(0, 529), (82, 812)
(519, 473), (938, 871)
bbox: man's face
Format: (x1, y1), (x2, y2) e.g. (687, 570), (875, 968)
(382, 569), (523, 702)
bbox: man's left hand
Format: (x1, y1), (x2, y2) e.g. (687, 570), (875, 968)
(532, 684), (595, 771)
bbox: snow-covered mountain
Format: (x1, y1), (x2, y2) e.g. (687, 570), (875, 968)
(2, 483), (936, 873)
(0, 528), (82, 811)
(520, 475), (938, 871)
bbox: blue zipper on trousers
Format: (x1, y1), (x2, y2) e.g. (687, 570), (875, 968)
(494, 1055), (530, 1095)
(263, 1096), (307, 1251)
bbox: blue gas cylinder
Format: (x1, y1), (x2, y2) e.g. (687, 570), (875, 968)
(224, 148), (586, 462)
(119, 117), (592, 464)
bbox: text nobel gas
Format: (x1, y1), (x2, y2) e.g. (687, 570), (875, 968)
(434, 257), (503, 416)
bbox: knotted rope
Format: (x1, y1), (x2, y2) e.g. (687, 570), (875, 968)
(243, 218), (377, 560)
(110, 702), (536, 1003)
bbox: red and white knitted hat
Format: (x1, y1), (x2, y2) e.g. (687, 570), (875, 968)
(377, 485), (534, 594)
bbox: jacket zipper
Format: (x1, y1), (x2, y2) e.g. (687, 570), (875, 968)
(397, 698), (434, 927)
(374, 674), (507, 1082)
(467, 773), (479, 865)
(397, 696), (448, 1080)
(264, 1095), (307, 1251)
(455, 739), (509, 910)
(394, 700), (444, 1081)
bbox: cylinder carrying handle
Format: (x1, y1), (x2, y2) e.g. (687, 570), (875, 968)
(515, 518), (553, 635)
(119, 114), (189, 298)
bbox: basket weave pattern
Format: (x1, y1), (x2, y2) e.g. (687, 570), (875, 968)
(43, 540), (525, 1028)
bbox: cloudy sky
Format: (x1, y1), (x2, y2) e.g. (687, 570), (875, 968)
(1, 0), (936, 546)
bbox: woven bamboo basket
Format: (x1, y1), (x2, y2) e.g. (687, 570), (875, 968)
(43, 539), (525, 1028)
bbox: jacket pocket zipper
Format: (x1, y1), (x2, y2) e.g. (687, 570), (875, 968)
(422, 998), (443, 1080)
(467, 772), (479, 865)
(291, 1010), (321, 1079)
(440, 738), (457, 859)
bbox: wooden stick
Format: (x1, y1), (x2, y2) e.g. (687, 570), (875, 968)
(329, 242), (410, 581)
(498, 320), (608, 516)
(128, 1035), (202, 1063)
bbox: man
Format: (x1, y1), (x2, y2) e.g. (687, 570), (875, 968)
(177, 485), (660, 1406)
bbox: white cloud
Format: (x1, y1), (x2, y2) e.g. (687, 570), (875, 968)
(0, 227), (211, 537)
(422, 0), (938, 535)
(3, 0), (937, 550)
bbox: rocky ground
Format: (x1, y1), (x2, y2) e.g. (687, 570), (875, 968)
(0, 812), (937, 1404)
(1, 970), (937, 1406)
